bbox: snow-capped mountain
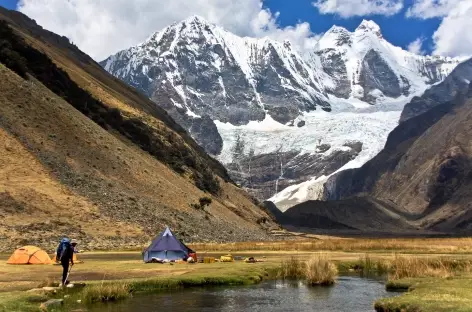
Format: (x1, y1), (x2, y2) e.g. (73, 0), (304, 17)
(101, 15), (330, 153)
(313, 20), (458, 103)
(101, 16), (460, 207)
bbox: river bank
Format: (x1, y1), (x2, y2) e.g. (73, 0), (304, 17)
(1, 240), (472, 311)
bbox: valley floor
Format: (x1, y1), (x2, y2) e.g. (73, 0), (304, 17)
(1, 237), (472, 311)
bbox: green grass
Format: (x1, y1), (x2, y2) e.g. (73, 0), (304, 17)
(81, 282), (130, 303)
(0, 292), (49, 312)
(375, 276), (472, 312)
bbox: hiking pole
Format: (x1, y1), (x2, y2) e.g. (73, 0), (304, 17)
(64, 265), (73, 286)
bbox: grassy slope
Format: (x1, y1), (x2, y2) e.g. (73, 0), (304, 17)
(0, 17), (277, 251)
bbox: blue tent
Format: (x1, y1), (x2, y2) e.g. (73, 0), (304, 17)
(143, 227), (194, 262)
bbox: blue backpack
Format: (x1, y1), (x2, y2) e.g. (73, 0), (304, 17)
(57, 238), (71, 261)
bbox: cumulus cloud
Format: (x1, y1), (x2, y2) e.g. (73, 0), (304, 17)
(406, 0), (462, 19)
(17, 0), (319, 60)
(407, 38), (426, 55)
(432, 0), (472, 57)
(312, 0), (403, 18)
(405, 0), (472, 57)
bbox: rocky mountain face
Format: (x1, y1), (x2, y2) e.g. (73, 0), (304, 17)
(101, 16), (459, 204)
(325, 58), (472, 202)
(279, 58), (472, 233)
(314, 21), (457, 103)
(400, 59), (472, 122)
(101, 16), (330, 153)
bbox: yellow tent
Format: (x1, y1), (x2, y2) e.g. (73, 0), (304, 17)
(7, 246), (53, 265)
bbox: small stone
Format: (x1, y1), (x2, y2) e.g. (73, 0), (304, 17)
(39, 299), (63, 311)
(64, 295), (70, 298)
(77, 300), (82, 304)
(42, 287), (59, 291)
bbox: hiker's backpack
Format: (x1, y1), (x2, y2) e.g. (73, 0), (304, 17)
(56, 238), (71, 261)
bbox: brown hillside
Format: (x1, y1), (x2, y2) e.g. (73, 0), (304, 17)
(0, 11), (277, 252)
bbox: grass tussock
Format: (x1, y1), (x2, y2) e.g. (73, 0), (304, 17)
(305, 254), (338, 286)
(276, 254), (338, 286)
(81, 282), (130, 303)
(277, 257), (304, 279)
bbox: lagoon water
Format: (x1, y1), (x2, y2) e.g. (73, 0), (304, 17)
(89, 276), (399, 312)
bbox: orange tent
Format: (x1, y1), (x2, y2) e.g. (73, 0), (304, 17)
(7, 246), (53, 265)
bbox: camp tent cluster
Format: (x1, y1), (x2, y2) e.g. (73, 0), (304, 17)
(7, 245), (81, 265)
(6, 228), (188, 265)
(143, 227), (195, 262)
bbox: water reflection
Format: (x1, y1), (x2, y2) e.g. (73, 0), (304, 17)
(89, 276), (399, 312)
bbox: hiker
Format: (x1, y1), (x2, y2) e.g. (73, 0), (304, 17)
(71, 239), (79, 254)
(57, 238), (74, 286)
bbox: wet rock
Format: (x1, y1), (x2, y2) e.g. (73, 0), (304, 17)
(228, 147), (362, 200)
(343, 141), (363, 153)
(39, 299), (63, 311)
(189, 115), (223, 155)
(41, 287), (59, 291)
(316, 144), (331, 153)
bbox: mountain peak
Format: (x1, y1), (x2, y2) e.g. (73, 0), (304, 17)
(355, 20), (382, 38)
(182, 15), (209, 25)
(326, 25), (349, 34)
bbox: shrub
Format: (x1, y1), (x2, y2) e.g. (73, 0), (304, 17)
(199, 196), (212, 208)
(305, 254), (338, 286)
(190, 203), (203, 210)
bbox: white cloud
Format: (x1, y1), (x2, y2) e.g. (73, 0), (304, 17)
(17, 0), (319, 60)
(406, 0), (462, 19)
(432, 0), (472, 57)
(313, 0), (403, 18)
(407, 37), (425, 55)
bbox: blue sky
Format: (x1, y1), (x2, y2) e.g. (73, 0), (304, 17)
(264, 0), (442, 54)
(1, 0), (469, 60)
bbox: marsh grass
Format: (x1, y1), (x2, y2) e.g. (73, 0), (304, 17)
(305, 254), (338, 286)
(81, 282), (130, 303)
(389, 256), (471, 280)
(358, 254), (390, 276)
(277, 257), (304, 279)
(190, 237), (472, 254)
(276, 254), (338, 286)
